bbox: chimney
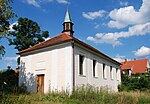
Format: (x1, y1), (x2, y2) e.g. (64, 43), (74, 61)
(124, 59), (127, 64)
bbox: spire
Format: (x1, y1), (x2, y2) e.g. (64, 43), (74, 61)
(64, 9), (72, 22)
(62, 9), (74, 36)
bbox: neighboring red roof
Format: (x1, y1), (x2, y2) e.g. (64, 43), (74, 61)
(14, 68), (20, 73)
(18, 32), (121, 65)
(121, 59), (148, 74)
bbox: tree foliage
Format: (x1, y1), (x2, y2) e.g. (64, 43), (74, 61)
(9, 17), (49, 51)
(0, 0), (15, 35)
(0, 45), (5, 59)
(0, 68), (19, 94)
(0, 0), (15, 58)
(118, 73), (150, 91)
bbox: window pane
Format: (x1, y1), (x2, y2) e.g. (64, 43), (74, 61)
(116, 68), (119, 80)
(93, 60), (96, 77)
(110, 66), (112, 79)
(79, 55), (84, 75)
(103, 63), (105, 78)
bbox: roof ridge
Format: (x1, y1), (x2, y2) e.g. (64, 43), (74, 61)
(121, 58), (148, 74)
(121, 58), (148, 63)
(44, 32), (71, 42)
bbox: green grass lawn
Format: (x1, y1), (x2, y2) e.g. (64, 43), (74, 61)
(1, 89), (150, 104)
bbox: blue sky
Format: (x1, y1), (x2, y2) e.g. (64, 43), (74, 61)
(0, 0), (150, 70)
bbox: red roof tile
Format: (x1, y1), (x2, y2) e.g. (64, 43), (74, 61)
(18, 32), (72, 53)
(18, 32), (121, 65)
(121, 59), (148, 74)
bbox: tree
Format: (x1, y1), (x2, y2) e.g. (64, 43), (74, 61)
(0, 0), (15, 35)
(0, 0), (15, 58)
(9, 17), (49, 51)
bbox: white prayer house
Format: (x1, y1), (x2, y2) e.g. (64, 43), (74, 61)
(18, 10), (121, 93)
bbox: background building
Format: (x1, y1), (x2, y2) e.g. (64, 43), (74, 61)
(121, 59), (150, 76)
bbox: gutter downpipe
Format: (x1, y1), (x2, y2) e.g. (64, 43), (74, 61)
(71, 38), (75, 92)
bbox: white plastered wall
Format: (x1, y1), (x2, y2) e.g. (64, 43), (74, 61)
(147, 60), (150, 72)
(74, 44), (121, 92)
(19, 43), (73, 93)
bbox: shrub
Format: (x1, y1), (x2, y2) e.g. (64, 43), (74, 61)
(119, 73), (150, 91)
(0, 69), (19, 94)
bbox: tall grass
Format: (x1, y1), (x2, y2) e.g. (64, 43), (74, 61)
(1, 87), (150, 104)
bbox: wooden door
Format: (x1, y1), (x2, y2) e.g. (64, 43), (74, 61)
(37, 74), (44, 93)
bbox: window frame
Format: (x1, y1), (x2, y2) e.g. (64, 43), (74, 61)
(103, 63), (106, 79)
(116, 68), (119, 80)
(79, 55), (85, 76)
(93, 60), (98, 78)
(110, 66), (113, 80)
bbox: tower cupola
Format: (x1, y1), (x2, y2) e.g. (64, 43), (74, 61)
(62, 9), (74, 36)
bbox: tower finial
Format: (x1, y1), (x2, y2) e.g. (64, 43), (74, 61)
(67, 0), (69, 11)
(64, 9), (72, 22)
(64, 0), (71, 22)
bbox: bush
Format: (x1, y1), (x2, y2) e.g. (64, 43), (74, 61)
(0, 69), (19, 94)
(119, 73), (150, 91)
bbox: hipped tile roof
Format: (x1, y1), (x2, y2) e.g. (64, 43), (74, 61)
(121, 59), (148, 74)
(18, 32), (72, 53)
(18, 32), (121, 65)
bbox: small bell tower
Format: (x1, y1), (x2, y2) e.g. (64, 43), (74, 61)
(62, 9), (74, 36)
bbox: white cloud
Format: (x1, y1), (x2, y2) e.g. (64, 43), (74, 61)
(2, 56), (18, 69)
(25, 0), (68, 7)
(108, 0), (150, 29)
(108, 20), (127, 29)
(26, 0), (41, 7)
(56, 0), (68, 4)
(119, 1), (128, 6)
(45, 37), (51, 41)
(94, 24), (100, 29)
(134, 46), (150, 57)
(87, 22), (150, 46)
(82, 10), (106, 20)
(9, 22), (18, 31)
(6, 62), (17, 68)
(113, 54), (126, 62)
(4, 56), (18, 61)
(87, 36), (96, 41)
